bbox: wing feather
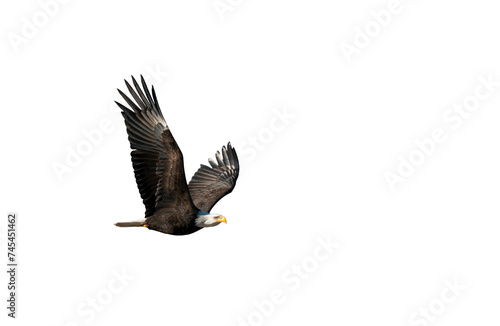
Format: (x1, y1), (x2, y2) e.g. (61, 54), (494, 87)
(117, 75), (194, 219)
(188, 143), (240, 212)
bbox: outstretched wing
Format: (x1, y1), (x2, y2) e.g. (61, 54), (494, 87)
(188, 143), (240, 212)
(116, 76), (195, 219)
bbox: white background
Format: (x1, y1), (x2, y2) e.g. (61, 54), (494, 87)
(1, 0), (500, 325)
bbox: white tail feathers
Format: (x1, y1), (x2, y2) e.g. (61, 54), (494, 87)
(115, 219), (146, 227)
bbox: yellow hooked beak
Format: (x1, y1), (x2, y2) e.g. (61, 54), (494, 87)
(217, 216), (227, 224)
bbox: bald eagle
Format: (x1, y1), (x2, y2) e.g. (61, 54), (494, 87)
(114, 76), (240, 235)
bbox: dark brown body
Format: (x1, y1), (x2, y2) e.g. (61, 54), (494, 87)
(145, 207), (202, 235)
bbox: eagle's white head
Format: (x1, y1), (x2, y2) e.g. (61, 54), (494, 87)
(195, 211), (227, 228)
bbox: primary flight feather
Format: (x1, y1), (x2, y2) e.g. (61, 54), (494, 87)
(114, 75), (239, 235)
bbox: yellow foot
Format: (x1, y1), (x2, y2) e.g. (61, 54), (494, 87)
(143, 224), (149, 228)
